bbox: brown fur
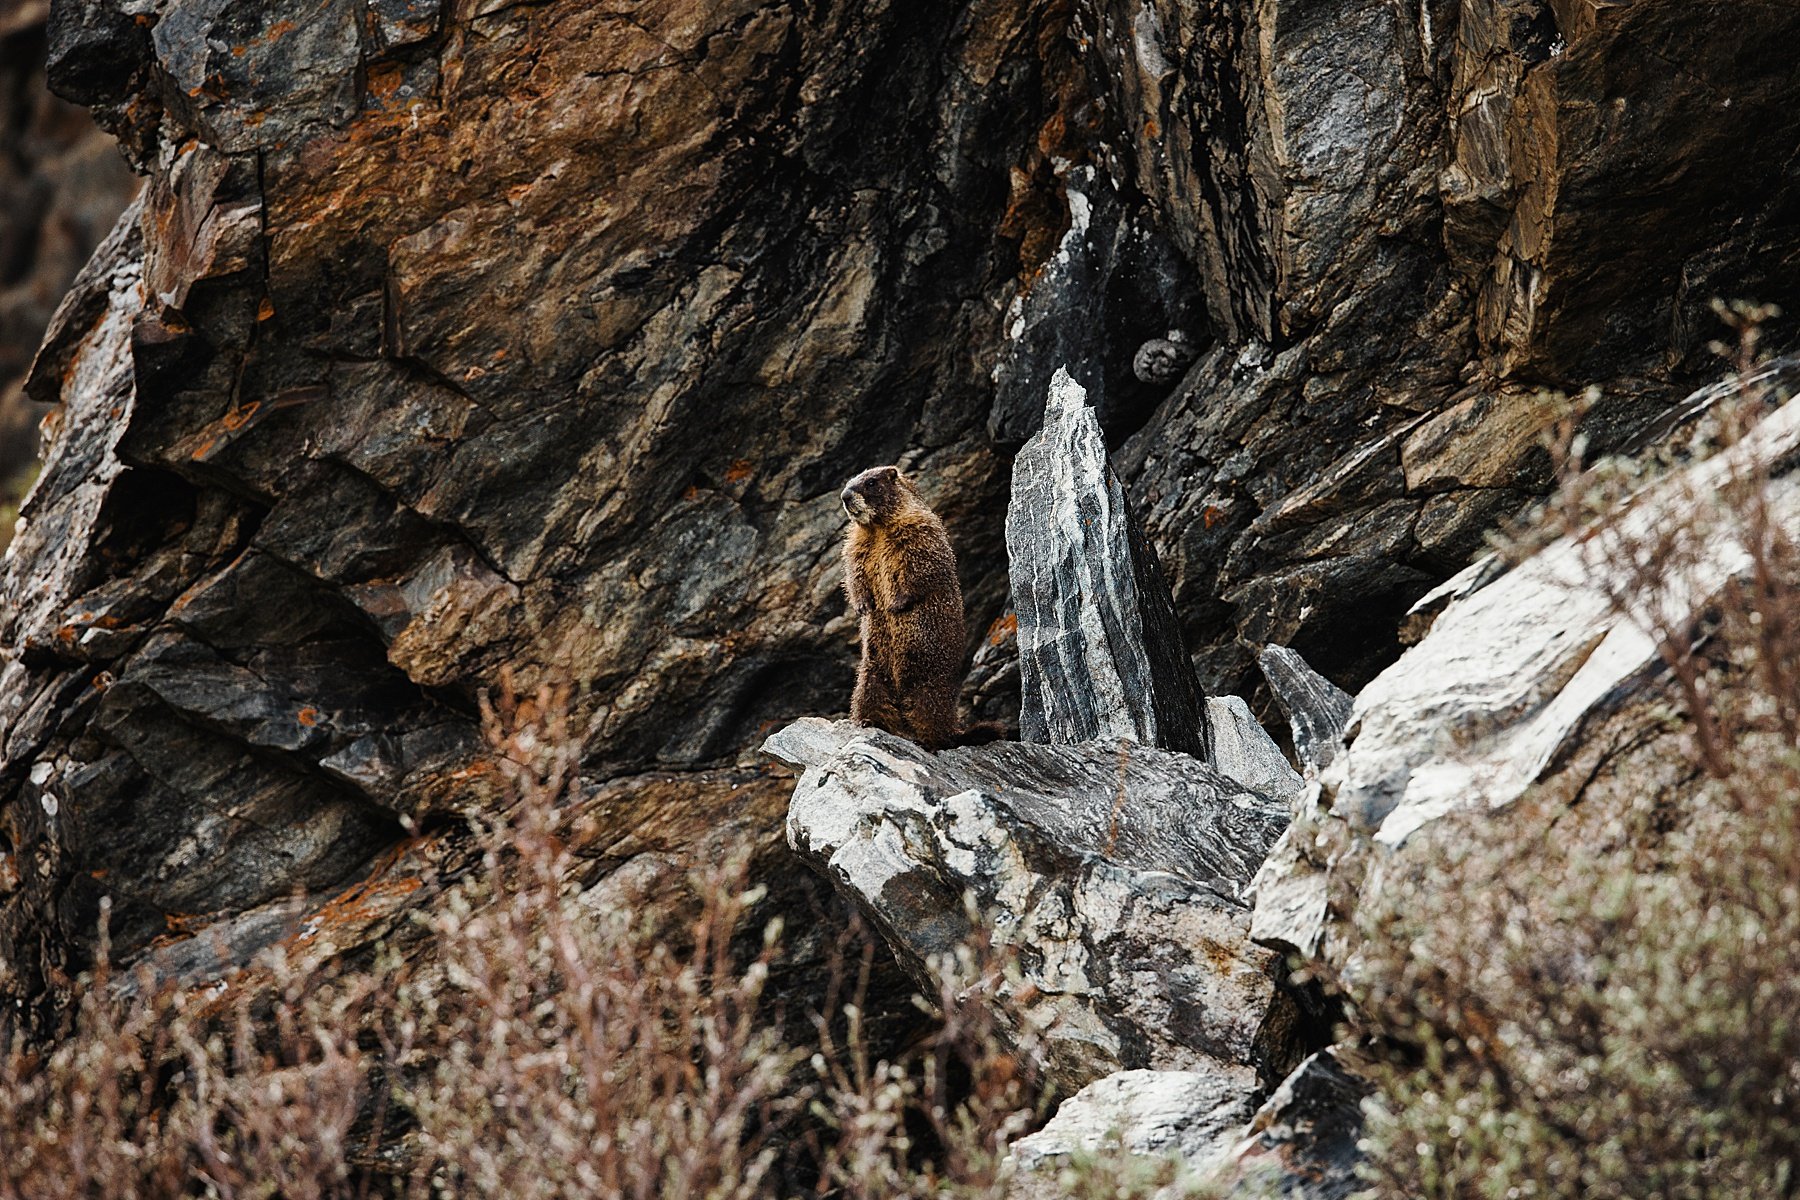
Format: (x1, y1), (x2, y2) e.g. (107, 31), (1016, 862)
(840, 466), (995, 750)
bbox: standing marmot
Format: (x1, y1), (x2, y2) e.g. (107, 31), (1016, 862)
(841, 465), (1001, 750)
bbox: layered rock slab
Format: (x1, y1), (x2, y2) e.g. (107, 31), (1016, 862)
(1252, 366), (1800, 963)
(767, 716), (1295, 1096)
(1007, 369), (1209, 758)
(1002, 1048), (1370, 1198)
(1005, 1068), (1255, 1198)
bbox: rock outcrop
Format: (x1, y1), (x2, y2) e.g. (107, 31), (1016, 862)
(1089, 0), (1800, 695)
(2, 0), (1083, 1031)
(1252, 363), (1800, 964)
(777, 363), (1352, 1191)
(767, 716), (1294, 1096)
(8, 0), (1800, 1144)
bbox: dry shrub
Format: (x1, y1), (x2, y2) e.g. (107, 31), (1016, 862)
(1354, 307), (1800, 1198)
(0, 677), (1186, 1199)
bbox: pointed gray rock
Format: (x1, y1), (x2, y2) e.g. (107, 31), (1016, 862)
(1257, 647), (1353, 777)
(1206, 696), (1303, 805)
(1007, 369), (1209, 758)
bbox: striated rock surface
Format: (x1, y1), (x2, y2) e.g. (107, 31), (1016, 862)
(767, 716), (1296, 1096)
(1008, 368), (1208, 758)
(1256, 647), (1353, 778)
(1088, 0), (1800, 696)
(9, 0), (1800, 1086)
(2, 0), (1084, 1030)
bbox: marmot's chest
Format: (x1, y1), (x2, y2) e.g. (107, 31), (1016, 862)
(852, 529), (946, 616)
(856, 538), (900, 609)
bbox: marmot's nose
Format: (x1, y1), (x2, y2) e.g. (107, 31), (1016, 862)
(840, 487), (855, 509)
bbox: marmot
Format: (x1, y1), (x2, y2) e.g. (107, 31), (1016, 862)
(841, 465), (1002, 750)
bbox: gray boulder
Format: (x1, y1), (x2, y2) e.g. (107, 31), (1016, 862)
(766, 717), (1296, 1096)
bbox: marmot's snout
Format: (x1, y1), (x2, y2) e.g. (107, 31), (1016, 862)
(841, 465), (902, 526)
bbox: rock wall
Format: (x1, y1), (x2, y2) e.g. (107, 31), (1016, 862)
(2, 0), (1080, 1029)
(1089, 0), (1800, 691)
(6, 0), (1800, 1040)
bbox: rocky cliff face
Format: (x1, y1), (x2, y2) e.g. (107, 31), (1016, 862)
(5, 0), (1798, 1083)
(4, 0), (1081, 1028)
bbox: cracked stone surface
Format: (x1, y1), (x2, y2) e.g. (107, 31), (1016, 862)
(3, 0), (1081, 1032)
(767, 716), (1299, 1097)
(0, 5), (138, 535)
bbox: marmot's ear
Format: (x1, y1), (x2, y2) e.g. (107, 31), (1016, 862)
(882, 465), (900, 479)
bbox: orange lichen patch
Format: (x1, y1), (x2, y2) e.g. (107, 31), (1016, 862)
(257, 296), (276, 321)
(88, 868), (108, 880)
(267, 19), (297, 38)
(302, 838), (437, 933)
(368, 62), (405, 99)
(296, 706), (321, 727)
(221, 400), (261, 430)
(1142, 117), (1161, 140)
(55, 625), (76, 645)
(1202, 505), (1226, 529)
(1197, 937), (1244, 975)
(308, 874), (425, 931)
(682, 484), (702, 501)
(987, 611), (1019, 645)
(506, 182), (532, 204)
(723, 458), (754, 483)
(231, 44), (247, 57)
(190, 437), (217, 460)
(163, 909), (234, 937)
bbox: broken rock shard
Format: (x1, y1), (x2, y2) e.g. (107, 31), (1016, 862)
(1007, 367), (1208, 759)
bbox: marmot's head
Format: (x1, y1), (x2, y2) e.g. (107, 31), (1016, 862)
(841, 465), (915, 526)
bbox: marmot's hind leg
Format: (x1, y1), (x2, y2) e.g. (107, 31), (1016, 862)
(901, 685), (959, 751)
(852, 648), (905, 733)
